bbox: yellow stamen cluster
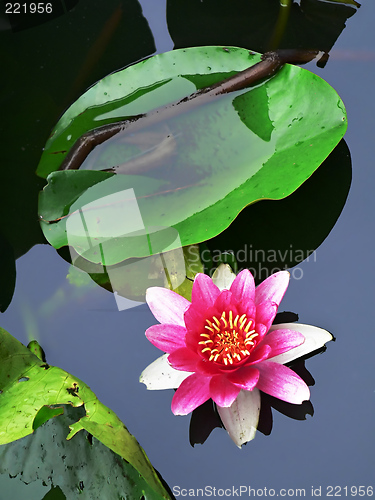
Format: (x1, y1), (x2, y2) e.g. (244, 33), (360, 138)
(198, 310), (258, 366)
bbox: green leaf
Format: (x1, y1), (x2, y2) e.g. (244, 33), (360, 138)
(0, 327), (169, 499)
(0, 405), (168, 500)
(32, 405), (65, 431)
(27, 340), (46, 361)
(38, 47), (347, 265)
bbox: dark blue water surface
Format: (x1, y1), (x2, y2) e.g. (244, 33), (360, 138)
(1, 0), (374, 498)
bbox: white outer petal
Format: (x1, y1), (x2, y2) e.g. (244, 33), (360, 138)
(268, 323), (333, 365)
(212, 264), (236, 291)
(217, 389), (261, 448)
(140, 354), (193, 390)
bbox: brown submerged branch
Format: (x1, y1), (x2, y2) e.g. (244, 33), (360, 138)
(58, 49), (319, 173)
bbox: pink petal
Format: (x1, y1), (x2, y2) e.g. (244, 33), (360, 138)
(256, 302), (278, 331)
(168, 347), (200, 372)
(146, 287), (190, 326)
(256, 323), (268, 340)
(213, 289), (232, 312)
(262, 329), (305, 358)
(243, 300), (256, 321)
(230, 269), (255, 304)
(145, 324), (187, 353)
(196, 359), (221, 376)
(191, 273), (220, 309)
(217, 389), (261, 447)
(247, 344), (272, 364)
(227, 366), (259, 390)
(184, 305), (206, 350)
(171, 373), (211, 415)
(255, 271), (290, 307)
(209, 375), (241, 407)
(256, 361), (310, 404)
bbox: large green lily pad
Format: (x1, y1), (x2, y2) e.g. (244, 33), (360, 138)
(38, 46), (347, 265)
(0, 328), (169, 499)
(0, 405), (168, 500)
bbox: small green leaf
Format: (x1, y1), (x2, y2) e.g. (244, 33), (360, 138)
(27, 339), (46, 361)
(32, 405), (64, 431)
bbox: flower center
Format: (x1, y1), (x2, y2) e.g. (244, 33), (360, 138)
(198, 310), (258, 366)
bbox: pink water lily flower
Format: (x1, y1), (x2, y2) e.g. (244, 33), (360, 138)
(140, 265), (332, 446)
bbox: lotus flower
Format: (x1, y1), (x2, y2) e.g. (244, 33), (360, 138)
(140, 265), (332, 446)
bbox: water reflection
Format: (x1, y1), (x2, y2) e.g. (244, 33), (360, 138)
(189, 357), (316, 446)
